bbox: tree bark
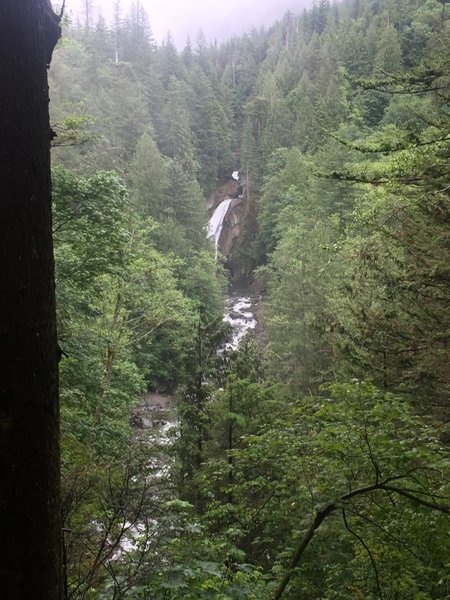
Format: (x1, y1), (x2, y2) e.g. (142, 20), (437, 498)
(0, 2), (63, 598)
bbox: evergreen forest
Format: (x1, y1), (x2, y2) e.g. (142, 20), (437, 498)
(47, 0), (450, 597)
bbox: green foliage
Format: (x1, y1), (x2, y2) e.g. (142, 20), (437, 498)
(49, 2), (450, 598)
(261, 214), (342, 393)
(53, 166), (195, 455)
(218, 382), (450, 598)
(373, 24), (404, 74)
(255, 0), (450, 415)
(175, 311), (230, 487)
(129, 128), (170, 219)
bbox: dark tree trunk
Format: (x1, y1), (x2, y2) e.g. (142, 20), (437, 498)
(0, 2), (63, 598)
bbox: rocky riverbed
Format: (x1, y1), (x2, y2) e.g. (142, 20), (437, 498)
(131, 391), (175, 433)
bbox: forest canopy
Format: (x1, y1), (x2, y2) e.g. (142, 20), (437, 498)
(44, 0), (450, 597)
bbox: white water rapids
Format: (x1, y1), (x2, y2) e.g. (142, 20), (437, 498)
(223, 296), (257, 350)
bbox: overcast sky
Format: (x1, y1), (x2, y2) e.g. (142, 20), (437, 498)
(62, 0), (312, 48)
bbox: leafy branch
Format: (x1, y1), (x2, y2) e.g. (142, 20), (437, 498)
(271, 476), (449, 599)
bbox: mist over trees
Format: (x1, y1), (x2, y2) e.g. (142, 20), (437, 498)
(4, 0), (449, 597)
(65, 0), (313, 48)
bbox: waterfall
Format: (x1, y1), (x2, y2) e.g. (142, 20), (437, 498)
(206, 173), (257, 349)
(207, 197), (233, 254)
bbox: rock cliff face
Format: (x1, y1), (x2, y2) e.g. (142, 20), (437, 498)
(216, 196), (244, 257)
(207, 180), (240, 213)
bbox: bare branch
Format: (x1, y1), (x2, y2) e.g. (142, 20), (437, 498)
(342, 509), (383, 599)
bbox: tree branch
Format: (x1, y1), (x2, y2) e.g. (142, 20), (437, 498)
(271, 477), (449, 600)
(342, 509), (383, 599)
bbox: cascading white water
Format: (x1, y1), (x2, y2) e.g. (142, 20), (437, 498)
(207, 197), (233, 254)
(223, 296), (257, 350)
(207, 176), (257, 350)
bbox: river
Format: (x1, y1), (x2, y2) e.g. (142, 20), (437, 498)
(121, 181), (257, 554)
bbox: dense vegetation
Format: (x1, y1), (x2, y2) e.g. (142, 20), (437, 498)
(50, 0), (449, 597)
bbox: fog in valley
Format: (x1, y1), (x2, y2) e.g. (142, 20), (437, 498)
(62, 0), (312, 47)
